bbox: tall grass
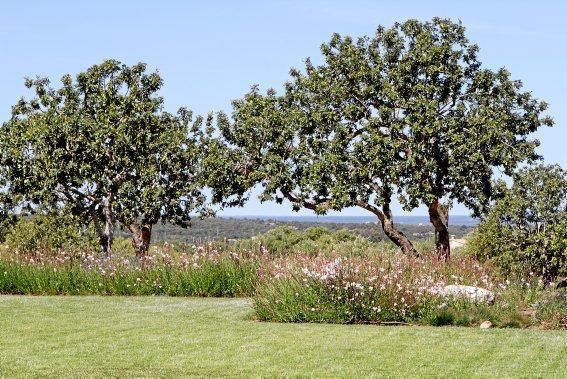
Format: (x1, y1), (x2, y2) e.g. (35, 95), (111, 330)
(0, 231), (564, 329)
(253, 252), (554, 327)
(0, 260), (257, 297)
(0, 243), (258, 297)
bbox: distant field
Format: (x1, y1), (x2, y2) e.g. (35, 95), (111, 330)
(1, 296), (565, 377)
(149, 217), (475, 243)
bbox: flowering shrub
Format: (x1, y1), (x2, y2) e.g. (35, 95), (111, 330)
(254, 253), (533, 326)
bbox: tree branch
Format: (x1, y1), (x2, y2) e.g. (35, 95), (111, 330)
(356, 200), (385, 223)
(61, 184), (96, 202)
(280, 188), (331, 212)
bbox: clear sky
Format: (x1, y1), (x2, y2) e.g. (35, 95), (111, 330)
(1, 1), (565, 217)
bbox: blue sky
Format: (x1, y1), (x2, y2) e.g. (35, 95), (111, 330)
(1, 1), (565, 217)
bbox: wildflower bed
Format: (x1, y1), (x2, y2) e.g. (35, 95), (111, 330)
(0, 244), (258, 297)
(0, 242), (565, 328)
(256, 254), (486, 324)
(254, 253), (563, 328)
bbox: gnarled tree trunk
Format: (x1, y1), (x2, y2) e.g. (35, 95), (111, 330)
(428, 199), (450, 261)
(358, 201), (418, 256)
(129, 224), (152, 260)
(90, 199), (115, 258)
(281, 188), (418, 256)
(380, 203), (418, 256)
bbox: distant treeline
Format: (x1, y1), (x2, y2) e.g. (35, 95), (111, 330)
(147, 217), (474, 244)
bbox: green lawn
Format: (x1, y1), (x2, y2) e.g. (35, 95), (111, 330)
(0, 296), (565, 377)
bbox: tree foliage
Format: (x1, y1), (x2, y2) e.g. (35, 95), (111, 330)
(0, 60), (207, 256)
(206, 18), (552, 258)
(468, 164), (567, 280)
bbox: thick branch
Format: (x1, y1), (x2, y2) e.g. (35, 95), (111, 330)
(356, 200), (385, 223)
(61, 184), (96, 202)
(280, 189), (331, 212)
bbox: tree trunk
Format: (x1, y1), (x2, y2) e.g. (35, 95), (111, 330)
(428, 199), (450, 261)
(129, 224), (152, 260)
(381, 216), (418, 256)
(90, 200), (115, 258)
(380, 204), (419, 256)
(357, 201), (418, 256)
(101, 197), (115, 258)
(98, 233), (112, 258)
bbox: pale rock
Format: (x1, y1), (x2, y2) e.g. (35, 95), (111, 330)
(480, 321), (493, 329)
(433, 284), (495, 304)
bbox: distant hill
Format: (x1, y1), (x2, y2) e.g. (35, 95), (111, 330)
(225, 215), (478, 226)
(148, 217), (475, 244)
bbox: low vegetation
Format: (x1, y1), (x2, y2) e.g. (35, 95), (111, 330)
(236, 226), (388, 256)
(254, 251), (566, 329)
(0, 241), (257, 297)
(1, 223), (565, 329)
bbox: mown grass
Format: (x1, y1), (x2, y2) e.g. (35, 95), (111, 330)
(1, 296), (566, 377)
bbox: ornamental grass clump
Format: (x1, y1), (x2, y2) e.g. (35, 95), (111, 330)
(0, 242), (259, 297)
(253, 252), (521, 325)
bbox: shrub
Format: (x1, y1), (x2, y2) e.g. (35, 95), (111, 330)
(237, 226), (377, 256)
(5, 212), (96, 254)
(111, 236), (137, 256)
(466, 165), (567, 281)
(253, 226), (303, 254)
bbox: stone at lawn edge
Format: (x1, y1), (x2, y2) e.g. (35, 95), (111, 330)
(480, 321), (493, 329)
(434, 285), (495, 304)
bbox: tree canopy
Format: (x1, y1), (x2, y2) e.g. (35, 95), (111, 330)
(0, 19), (556, 261)
(0, 60), (207, 256)
(207, 18), (553, 258)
